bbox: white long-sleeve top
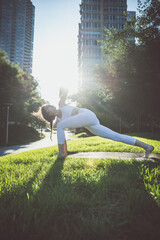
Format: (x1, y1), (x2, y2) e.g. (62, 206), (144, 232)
(59, 105), (75, 120)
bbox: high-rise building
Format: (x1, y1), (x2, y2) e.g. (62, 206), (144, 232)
(78, 0), (135, 86)
(0, 0), (35, 73)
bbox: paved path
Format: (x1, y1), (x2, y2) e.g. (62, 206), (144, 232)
(0, 131), (73, 156)
(70, 152), (160, 161)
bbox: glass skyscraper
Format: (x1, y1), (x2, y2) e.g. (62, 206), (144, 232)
(78, 0), (135, 85)
(0, 0), (35, 73)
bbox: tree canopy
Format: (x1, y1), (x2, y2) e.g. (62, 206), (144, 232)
(0, 49), (45, 126)
(99, 0), (160, 118)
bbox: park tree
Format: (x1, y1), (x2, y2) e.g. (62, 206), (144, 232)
(0, 49), (45, 126)
(94, 0), (160, 131)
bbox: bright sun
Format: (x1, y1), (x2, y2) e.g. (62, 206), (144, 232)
(33, 36), (79, 106)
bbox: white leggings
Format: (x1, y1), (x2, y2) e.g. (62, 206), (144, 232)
(57, 108), (136, 145)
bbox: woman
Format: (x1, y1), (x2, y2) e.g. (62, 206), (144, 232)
(39, 103), (154, 159)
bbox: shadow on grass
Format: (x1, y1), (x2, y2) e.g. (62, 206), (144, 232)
(151, 157), (160, 162)
(1, 157), (160, 240)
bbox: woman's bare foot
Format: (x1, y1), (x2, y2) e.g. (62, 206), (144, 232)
(144, 145), (154, 158)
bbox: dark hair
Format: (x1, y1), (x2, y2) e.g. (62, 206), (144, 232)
(41, 105), (55, 122)
(41, 105), (56, 140)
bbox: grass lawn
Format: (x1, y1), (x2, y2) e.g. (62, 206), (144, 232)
(0, 133), (160, 240)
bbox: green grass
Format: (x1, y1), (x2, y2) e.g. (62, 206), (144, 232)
(0, 133), (160, 240)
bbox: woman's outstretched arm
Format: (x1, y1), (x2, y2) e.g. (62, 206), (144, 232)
(58, 87), (68, 108)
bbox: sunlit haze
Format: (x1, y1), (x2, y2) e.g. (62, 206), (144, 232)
(32, 0), (140, 107)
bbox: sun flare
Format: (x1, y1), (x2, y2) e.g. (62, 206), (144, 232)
(33, 37), (79, 106)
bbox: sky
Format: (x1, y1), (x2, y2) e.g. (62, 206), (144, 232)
(31, 0), (141, 107)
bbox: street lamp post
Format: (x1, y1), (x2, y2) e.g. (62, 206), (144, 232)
(4, 103), (12, 145)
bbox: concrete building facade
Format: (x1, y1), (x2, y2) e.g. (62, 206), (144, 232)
(78, 0), (135, 85)
(0, 0), (35, 73)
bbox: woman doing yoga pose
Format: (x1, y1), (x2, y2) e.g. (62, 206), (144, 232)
(39, 102), (154, 159)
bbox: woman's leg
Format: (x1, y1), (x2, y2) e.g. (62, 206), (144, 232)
(57, 140), (68, 158)
(86, 124), (136, 145)
(86, 124), (154, 158)
(57, 109), (99, 145)
(57, 111), (96, 157)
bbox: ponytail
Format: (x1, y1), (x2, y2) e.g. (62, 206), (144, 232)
(50, 120), (53, 141)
